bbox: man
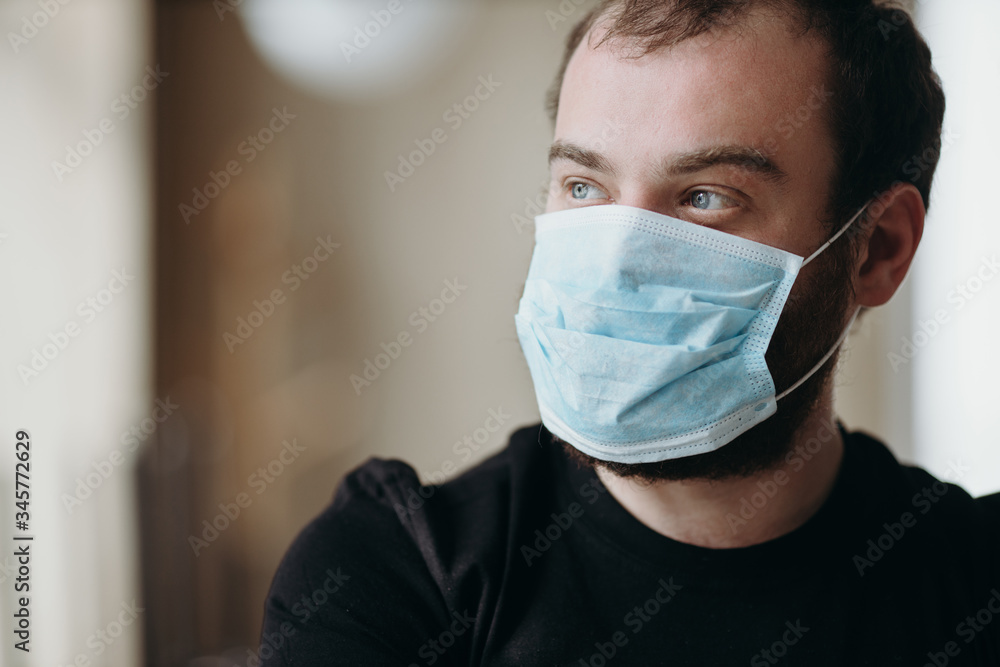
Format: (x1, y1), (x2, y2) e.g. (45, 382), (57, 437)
(259, 1), (1000, 664)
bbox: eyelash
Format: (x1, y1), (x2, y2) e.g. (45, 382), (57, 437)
(563, 179), (740, 211)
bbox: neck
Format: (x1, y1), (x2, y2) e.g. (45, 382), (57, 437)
(594, 402), (845, 549)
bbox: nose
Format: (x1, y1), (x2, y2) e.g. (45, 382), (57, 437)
(608, 185), (673, 218)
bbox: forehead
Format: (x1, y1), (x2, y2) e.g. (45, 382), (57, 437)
(555, 11), (835, 176)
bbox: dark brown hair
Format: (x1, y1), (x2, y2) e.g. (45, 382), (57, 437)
(545, 0), (945, 258)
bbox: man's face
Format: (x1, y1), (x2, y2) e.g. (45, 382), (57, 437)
(545, 9), (857, 480)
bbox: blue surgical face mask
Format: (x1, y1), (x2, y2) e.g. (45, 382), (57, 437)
(514, 203), (867, 464)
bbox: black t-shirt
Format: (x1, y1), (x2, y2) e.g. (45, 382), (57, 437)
(258, 422), (1000, 666)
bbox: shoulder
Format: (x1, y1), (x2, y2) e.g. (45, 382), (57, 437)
(978, 489), (1000, 523)
(259, 423), (552, 664)
(327, 421), (549, 534)
(845, 428), (1000, 558)
(265, 421), (551, 614)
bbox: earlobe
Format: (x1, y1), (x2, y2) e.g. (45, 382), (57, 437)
(854, 183), (925, 307)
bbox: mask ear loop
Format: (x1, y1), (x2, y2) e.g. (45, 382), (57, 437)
(800, 204), (869, 267)
(775, 306), (860, 401)
(775, 203), (869, 401)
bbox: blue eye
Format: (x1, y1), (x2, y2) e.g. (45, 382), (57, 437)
(569, 182), (606, 200)
(690, 191), (734, 210)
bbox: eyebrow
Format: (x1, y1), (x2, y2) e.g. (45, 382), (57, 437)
(548, 141), (789, 185)
(548, 141), (618, 176)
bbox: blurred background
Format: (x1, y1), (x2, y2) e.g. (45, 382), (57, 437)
(0, 0), (997, 665)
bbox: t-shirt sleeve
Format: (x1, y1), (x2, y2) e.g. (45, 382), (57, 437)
(257, 458), (460, 666)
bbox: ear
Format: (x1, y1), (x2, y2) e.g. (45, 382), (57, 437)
(853, 183), (925, 307)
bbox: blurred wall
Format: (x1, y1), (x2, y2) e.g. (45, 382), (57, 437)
(148, 0), (560, 662)
(911, 0), (1000, 496)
